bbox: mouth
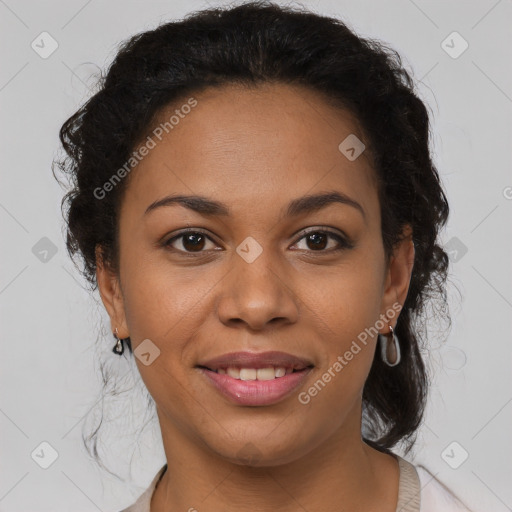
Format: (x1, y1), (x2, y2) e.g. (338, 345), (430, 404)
(197, 365), (310, 380)
(196, 351), (314, 406)
(197, 350), (314, 373)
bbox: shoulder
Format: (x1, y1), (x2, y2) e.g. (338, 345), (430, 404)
(415, 464), (474, 512)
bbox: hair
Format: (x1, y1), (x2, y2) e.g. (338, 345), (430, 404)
(53, 0), (451, 477)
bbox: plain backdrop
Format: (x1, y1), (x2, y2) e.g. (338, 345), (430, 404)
(1, 0), (511, 511)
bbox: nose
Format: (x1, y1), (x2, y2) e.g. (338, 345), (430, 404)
(216, 252), (300, 331)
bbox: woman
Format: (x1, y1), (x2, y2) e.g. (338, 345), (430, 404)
(54, 1), (473, 511)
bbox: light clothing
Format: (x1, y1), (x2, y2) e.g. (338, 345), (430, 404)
(416, 465), (473, 511)
(119, 454), (473, 512)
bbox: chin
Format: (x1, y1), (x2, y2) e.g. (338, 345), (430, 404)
(211, 436), (308, 468)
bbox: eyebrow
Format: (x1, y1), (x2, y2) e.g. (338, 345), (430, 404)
(144, 190), (366, 222)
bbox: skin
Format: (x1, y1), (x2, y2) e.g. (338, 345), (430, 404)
(96, 82), (415, 512)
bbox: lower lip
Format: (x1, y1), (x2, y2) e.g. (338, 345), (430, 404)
(198, 367), (313, 406)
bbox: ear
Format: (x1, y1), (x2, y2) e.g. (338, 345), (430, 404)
(95, 245), (129, 339)
(379, 224), (415, 326)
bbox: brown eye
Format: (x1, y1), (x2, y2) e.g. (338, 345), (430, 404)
(181, 232), (206, 251)
(293, 230), (353, 252)
(165, 230), (217, 253)
(305, 232), (328, 250)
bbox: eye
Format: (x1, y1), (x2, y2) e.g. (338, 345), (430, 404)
(164, 229), (219, 254)
(292, 229), (353, 252)
(163, 227), (353, 255)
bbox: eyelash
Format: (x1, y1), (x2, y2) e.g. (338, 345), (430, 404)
(163, 227), (354, 256)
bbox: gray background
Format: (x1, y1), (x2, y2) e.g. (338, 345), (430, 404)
(1, 0), (511, 510)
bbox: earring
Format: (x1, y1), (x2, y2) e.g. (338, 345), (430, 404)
(378, 324), (401, 367)
(112, 327), (124, 355)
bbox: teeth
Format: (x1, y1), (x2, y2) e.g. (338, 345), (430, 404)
(227, 367), (240, 379)
(217, 366), (295, 380)
(257, 368), (276, 380)
(240, 368), (257, 380)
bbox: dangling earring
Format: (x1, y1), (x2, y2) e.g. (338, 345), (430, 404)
(378, 324), (401, 367)
(112, 327), (124, 355)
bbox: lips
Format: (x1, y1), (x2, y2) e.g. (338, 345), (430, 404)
(196, 351), (315, 406)
(197, 350), (314, 372)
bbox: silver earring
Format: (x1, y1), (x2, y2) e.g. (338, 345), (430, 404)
(378, 324), (401, 367)
(112, 327), (124, 355)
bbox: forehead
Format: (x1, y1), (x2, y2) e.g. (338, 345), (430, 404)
(122, 82), (379, 223)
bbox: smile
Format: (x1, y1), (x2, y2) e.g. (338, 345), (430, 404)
(197, 365), (313, 406)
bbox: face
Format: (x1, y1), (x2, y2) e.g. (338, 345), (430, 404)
(97, 82), (414, 466)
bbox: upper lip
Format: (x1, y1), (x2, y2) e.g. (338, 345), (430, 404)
(197, 351), (314, 371)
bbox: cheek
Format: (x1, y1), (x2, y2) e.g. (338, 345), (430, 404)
(119, 258), (220, 399)
(298, 285), (380, 423)
(299, 254), (383, 393)
(304, 255), (385, 340)
(120, 254), (209, 343)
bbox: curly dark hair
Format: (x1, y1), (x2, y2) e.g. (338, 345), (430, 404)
(53, 0), (451, 474)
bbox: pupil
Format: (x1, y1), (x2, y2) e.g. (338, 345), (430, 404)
(184, 233), (205, 251)
(308, 233), (327, 250)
